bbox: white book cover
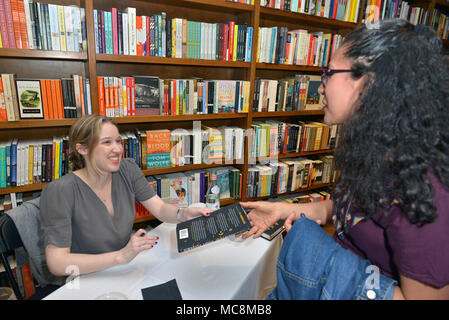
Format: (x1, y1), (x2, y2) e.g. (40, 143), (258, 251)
(122, 13), (129, 55)
(64, 6), (75, 51)
(127, 7), (137, 55)
(23, 0), (34, 49)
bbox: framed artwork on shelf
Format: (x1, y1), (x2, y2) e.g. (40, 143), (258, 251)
(15, 79), (44, 119)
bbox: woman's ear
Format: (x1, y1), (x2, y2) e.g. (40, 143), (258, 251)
(75, 143), (88, 156)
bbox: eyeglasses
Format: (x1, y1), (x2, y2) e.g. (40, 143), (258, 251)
(320, 68), (353, 87)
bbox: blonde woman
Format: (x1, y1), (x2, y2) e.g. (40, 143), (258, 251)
(40, 115), (211, 277)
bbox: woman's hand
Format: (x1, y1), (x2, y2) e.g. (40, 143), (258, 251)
(240, 201), (284, 239)
(181, 207), (213, 221)
(117, 229), (159, 264)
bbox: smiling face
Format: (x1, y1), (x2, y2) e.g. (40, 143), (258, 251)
(90, 122), (123, 174)
(76, 121), (123, 176)
(319, 45), (367, 125)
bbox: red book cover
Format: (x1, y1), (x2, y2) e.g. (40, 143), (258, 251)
(97, 77), (105, 116)
(0, 79), (7, 121)
(130, 77), (135, 116)
(146, 15), (150, 56)
(20, 263), (36, 299)
(0, 0), (11, 48)
(228, 21), (234, 61)
(3, 0), (16, 48)
(125, 77), (131, 117)
(16, 0), (28, 48)
(223, 23), (229, 61)
(111, 8), (118, 55)
(9, 0), (22, 48)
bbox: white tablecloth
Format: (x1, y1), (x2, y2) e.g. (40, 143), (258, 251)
(44, 223), (283, 300)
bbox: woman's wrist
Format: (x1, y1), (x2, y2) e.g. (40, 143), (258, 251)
(176, 207), (184, 223)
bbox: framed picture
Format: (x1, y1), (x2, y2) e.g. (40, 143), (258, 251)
(15, 79), (44, 119)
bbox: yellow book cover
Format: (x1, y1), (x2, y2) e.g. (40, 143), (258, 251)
(233, 24), (238, 61)
(58, 6), (67, 51)
(54, 138), (60, 180)
(28, 145), (33, 185)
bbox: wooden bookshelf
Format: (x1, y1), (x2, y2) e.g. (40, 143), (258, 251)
(0, 0), (366, 223)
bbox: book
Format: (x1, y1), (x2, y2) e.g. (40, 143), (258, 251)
(15, 79), (44, 119)
(176, 202), (251, 253)
(261, 219), (285, 241)
(134, 76), (161, 115)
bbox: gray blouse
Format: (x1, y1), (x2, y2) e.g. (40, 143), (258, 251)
(39, 158), (155, 254)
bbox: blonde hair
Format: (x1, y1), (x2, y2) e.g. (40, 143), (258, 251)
(68, 114), (118, 174)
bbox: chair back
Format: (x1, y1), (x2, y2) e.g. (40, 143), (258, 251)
(0, 213), (25, 300)
(0, 214), (24, 252)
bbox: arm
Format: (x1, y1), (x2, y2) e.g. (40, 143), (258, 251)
(393, 275), (449, 300)
(139, 194), (212, 224)
(241, 199), (333, 239)
(45, 229), (158, 277)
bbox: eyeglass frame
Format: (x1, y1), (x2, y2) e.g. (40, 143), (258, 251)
(320, 68), (353, 87)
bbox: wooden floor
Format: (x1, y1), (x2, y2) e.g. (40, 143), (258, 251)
(322, 224), (336, 236)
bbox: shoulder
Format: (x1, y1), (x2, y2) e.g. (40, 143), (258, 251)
(119, 157), (140, 173)
(42, 173), (77, 192)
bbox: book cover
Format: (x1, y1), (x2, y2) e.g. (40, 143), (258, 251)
(261, 219), (285, 241)
(134, 76), (161, 115)
(15, 79), (44, 118)
(305, 75), (323, 110)
(176, 202), (251, 253)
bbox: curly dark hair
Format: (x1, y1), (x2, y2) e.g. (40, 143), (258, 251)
(332, 19), (449, 226)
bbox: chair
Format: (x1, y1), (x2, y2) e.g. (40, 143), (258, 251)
(0, 213), (60, 300)
(0, 213), (25, 300)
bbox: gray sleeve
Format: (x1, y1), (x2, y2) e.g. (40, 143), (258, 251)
(121, 158), (156, 202)
(39, 179), (73, 249)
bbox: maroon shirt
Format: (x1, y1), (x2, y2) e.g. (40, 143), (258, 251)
(334, 169), (449, 288)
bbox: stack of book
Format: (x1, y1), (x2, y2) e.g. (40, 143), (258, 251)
(97, 75), (250, 117)
(253, 75), (324, 112)
(261, 0), (362, 23)
(0, 74), (91, 121)
(93, 8), (253, 62)
(256, 27), (342, 67)
(246, 156), (336, 198)
(248, 120), (340, 159)
(0, 0), (87, 51)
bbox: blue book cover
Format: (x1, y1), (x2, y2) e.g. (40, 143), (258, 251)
(246, 27), (253, 62)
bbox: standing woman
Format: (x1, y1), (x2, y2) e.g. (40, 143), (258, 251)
(40, 115), (211, 277)
(241, 19), (449, 299)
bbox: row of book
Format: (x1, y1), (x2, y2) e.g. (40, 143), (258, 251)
(261, 0), (362, 23)
(148, 167), (242, 208)
(248, 121), (340, 159)
(94, 7), (253, 62)
(254, 75), (323, 112)
(0, 0), (87, 51)
(0, 124), (247, 187)
(0, 74), (92, 121)
(97, 76), (250, 117)
(120, 126), (244, 171)
(246, 155), (336, 198)
(431, 9), (449, 40)
(363, 0), (430, 25)
(256, 27), (342, 67)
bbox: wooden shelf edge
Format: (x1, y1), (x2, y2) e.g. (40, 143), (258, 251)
(255, 63), (322, 72)
(113, 113), (247, 123)
(96, 54), (251, 68)
(183, 0), (254, 11)
(251, 110), (324, 117)
(245, 182), (333, 201)
(250, 148), (335, 163)
(0, 119), (76, 130)
(0, 48), (88, 60)
(259, 7), (358, 29)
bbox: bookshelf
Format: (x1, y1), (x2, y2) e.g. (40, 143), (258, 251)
(1, 0), (369, 223)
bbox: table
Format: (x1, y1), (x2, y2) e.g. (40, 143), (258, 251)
(44, 223), (283, 300)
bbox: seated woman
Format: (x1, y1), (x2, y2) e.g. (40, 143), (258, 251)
(242, 19), (449, 300)
(40, 114), (211, 277)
